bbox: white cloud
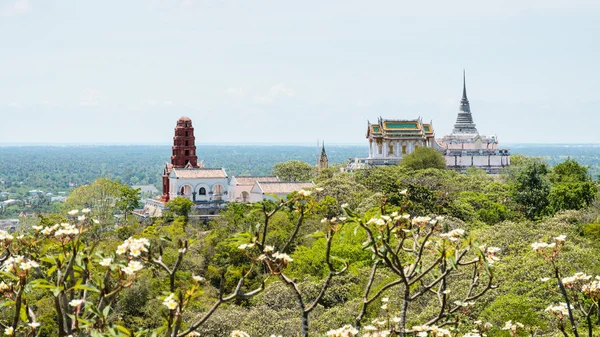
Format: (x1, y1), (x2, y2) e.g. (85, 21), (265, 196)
(252, 83), (296, 104)
(7, 102), (21, 109)
(79, 88), (100, 107)
(1, 0), (30, 16)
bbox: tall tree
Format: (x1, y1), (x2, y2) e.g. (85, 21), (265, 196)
(166, 196), (194, 219)
(548, 159), (597, 212)
(272, 160), (315, 182)
(509, 160), (551, 219)
(399, 147), (446, 170)
(116, 185), (141, 223)
(62, 177), (123, 223)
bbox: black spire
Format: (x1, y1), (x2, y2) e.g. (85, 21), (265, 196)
(320, 141), (327, 157)
(459, 69), (471, 113)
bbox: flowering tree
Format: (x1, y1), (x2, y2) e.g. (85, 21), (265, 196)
(532, 235), (599, 337)
(0, 208), (265, 337)
(237, 189), (348, 337)
(346, 199), (500, 336)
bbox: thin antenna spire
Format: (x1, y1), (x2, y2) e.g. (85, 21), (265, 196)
(462, 69), (467, 100)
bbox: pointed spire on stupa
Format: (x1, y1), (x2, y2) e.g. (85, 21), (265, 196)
(459, 69), (471, 113)
(452, 69), (478, 134)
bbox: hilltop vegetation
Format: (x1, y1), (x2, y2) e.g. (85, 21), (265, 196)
(0, 152), (599, 336)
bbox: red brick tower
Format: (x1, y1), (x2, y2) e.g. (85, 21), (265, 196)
(171, 116), (198, 168)
(160, 116), (199, 202)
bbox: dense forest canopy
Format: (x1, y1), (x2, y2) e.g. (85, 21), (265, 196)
(1, 144), (599, 197)
(0, 148), (599, 336)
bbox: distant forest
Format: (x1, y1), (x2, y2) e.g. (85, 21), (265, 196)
(0, 144), (599, 198)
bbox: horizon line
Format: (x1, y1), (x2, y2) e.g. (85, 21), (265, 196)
(2, 142), (600, 147)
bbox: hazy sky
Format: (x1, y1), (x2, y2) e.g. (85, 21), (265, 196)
(1, 0), (599, 144)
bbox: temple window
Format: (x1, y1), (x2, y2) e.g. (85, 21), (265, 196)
(185, 150), (190, 156)
(402, 145), (407, 154)
(199, 187), (206, 195)
(389, 144), (394, 155)
(185, 140), (189, 146)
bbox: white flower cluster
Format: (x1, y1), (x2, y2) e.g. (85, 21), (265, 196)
(326, 325), (359, 337)
(163, 293), (178, 310)
(411, 325), (451, 337)
(0, 282), (10, 292)
(54, 223), (80, 237)
(582, 276), (600, 298)
(2, 255), (39, 273)
(367, 212), (411, 231)
(116, 237), (150, 257)
(545, 302), (572, 317)
(68, 208), (91, 216)
(530, 242), (556, 251)
(501, 320), (524, 333)
(321, 217), (347, 224)
(34, 223), (80, 238)
(0, 230), (14, 242)
(238, 243), (255, 250)
(453, 300), (475, 308)
(297, 189), (312, 197)
(99, 257), (113, 267)
(562, 272), (592, 287)
(4, 327), (13, 336)
(462, 320), (493, 337)
(412, 216), (433, 227)
(122, 260), (143, 275)
(361, 325), (390, 337)
(478, 245), (501, 264)
(272, 252), (293, 263)
(230, 331), (250, 337)
(69, 299), (84, 307)
(440, 229), (465, 242)
(238, 244), (293, 264)
(531, 235), (566, 252)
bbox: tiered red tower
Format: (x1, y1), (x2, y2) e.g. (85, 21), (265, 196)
(160, 116), (200, 202)
(171, 116), (198, 167)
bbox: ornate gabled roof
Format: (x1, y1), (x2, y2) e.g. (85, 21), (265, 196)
(452, 70), (478, 135)
(367, 117), (432, 139)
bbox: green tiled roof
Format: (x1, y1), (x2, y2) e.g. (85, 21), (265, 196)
(384, 122), (419, 130)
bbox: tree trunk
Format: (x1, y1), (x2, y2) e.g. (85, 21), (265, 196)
(399, 289), (410, 337)
(301, 311), (309, 337)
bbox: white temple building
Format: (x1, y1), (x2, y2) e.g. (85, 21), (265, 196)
(438, 72), (510, 173)
(347, 72), (510, 173)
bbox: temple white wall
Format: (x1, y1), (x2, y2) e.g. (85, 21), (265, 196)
(369, 139), (425, 159)
(169, 177), (229, 202)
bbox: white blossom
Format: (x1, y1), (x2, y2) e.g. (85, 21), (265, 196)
(162, 293), (178, 310)
(99, 258), (113, 267)
(69, 299), (84, 307)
